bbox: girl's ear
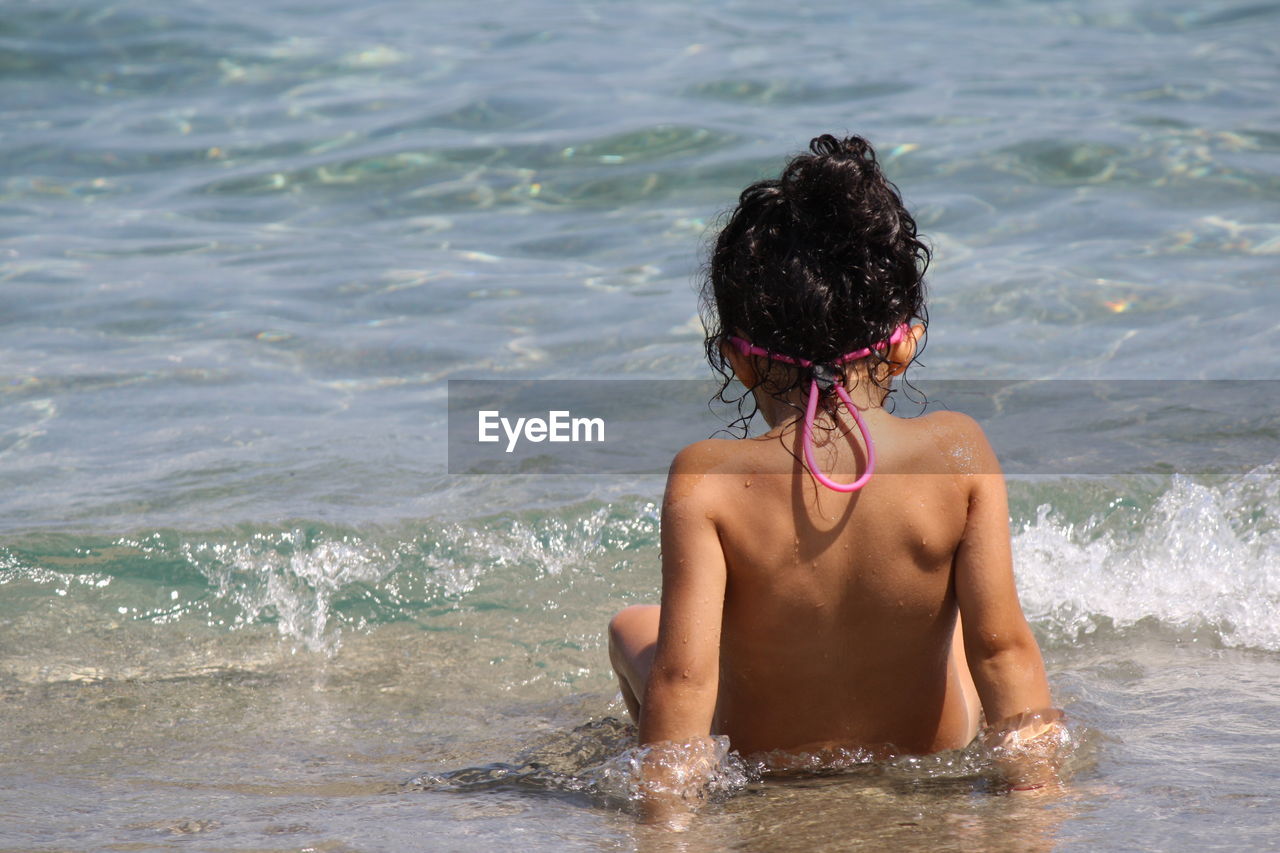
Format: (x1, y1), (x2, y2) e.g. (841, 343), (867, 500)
(721, 338), (758, 387)
(886, 323), (925, 376)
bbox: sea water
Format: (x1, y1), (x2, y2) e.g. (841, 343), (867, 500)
(2, 0), (1279, 849)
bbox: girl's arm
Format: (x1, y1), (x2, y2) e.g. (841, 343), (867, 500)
(950, 418), (1060, 785)
(637, 443), (729, 819)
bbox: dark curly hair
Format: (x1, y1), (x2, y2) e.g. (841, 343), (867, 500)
(700, 133), (930, 433)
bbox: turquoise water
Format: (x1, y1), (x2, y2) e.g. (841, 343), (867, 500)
(2, 0), (1279, 849)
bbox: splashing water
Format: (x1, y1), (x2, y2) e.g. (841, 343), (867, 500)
(1014, 467), (1280, 650)
(410, 712), (1091, 812)
(70, 501), (661, 654)
(184, 530), (390, 653)
(409, 717), (753, 808)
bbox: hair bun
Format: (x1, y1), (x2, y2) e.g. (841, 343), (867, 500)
(777, 134), (900, 243)
(808, 134), (875, 162)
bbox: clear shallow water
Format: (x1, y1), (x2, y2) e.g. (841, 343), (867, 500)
(2, 0), (1279, 849)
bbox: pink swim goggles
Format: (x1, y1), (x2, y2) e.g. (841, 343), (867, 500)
(727, 324), (909, 492)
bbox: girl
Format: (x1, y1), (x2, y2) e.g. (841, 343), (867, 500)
(608, 134), (1059, 807)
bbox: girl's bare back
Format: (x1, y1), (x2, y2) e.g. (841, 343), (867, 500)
(704, 408), (983, 756)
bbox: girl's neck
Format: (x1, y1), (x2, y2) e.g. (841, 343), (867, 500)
(751, 371), (891, 431)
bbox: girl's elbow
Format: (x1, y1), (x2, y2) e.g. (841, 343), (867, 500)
(968, 624), (1042, 665)
(649, 662), (718, 694)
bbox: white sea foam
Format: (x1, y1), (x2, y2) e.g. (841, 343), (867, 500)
(184, 531), (389, 653)
(1015, 466), (1280, 651)
(164, 502), (661, 652)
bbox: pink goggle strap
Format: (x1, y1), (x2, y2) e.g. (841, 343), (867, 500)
(726, 324), (910, 492)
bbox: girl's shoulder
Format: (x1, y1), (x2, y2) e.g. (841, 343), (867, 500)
(667, 436), (750, 477)
(661, 437), (749, 517)
(663, 434), (786, 505)
(908, 409), (1002, 475)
